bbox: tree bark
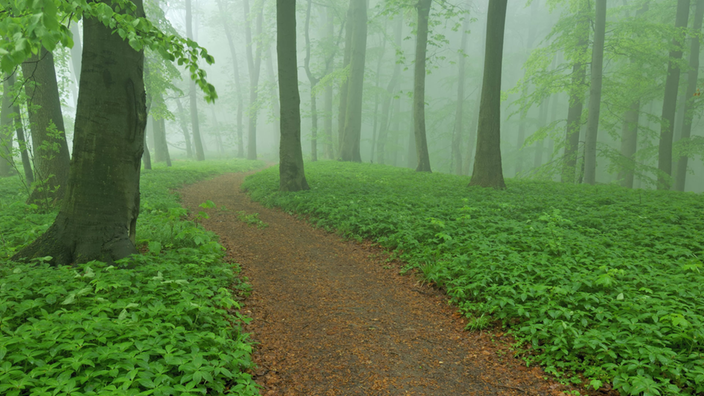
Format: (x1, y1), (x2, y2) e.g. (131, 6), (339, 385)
(244, 0), (264, 160)
(469, 0), (508, 188)
(337, 4), (354, 159)
(143, 133), (152, 170)
(266, 48), (281, 153)
(3, 74), (33, 183)
(674, 0), (704, 191)
(413, 0), (432, 172)
(1, 74), (16, 177)
(370, 19), (388, 163)
(152, 99), (171, 166)
(582, 0), (606, 185)
(13, 0), (147, 265)
(304, 0), (319, 162)
(561, 2), (589, 183)
(216, 0), (245, 158)
(323, 8), (335, 159)
(21, 48), (71, 203)
(450, 8), (470, 175)
(377, 16), (403, 165)
(278, 0), (309, 192)
(657, 0), (691, 189)
(185, 0), (205, 161)
(340, 0), (367, 162)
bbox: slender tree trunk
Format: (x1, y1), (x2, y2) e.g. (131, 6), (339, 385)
(450, 5), (470, 175)
(174, 98), (194, 158)
(391, 93), (401, 166)
(469, 0), (507, 188)
(561, 2), (589, 183)
(21, 48), (71, 203)
(152, 96), (171, 165)
(582, 0), (606, 185)
(216, 0), (245, 158)
(533, 93), (551, 169)
(185, 0), (204, 160)
(675, 0), (704, 191)
(1, 74), (16, 177)
(143, 134), (152, 170)
(619, 101), (639, 188)
(407, 118), (417, 168)
(657, 0), (691, 189)
(340, 0), (367, 162)
(337, 5), (354, 159)
(266, 48), (281, 153)
(278, 0), (309, 191)
(3, 74), (34, 183)
(13, 0), (147, 264)
(323, 8), (335, 159)
(412, 0), (432, 172)
(377, 16), (403, 165)
(304, 0), (319, 162)
(370, 19), (389, 163)
(244, 0), (263, 160)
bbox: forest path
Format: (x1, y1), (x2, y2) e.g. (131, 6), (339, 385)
(179, 171), (569, 396)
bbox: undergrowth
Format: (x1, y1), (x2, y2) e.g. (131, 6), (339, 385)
(242, 161), (704, 396)
(0, 159), (263, 396)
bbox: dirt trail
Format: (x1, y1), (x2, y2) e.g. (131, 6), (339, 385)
(180, 172), (571, 396)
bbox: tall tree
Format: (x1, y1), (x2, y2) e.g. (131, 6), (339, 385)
(216, 0), (245, 158)
(21, 48), (71, 203)
(376, 16), (403, 164)
(304, 0), (320, 161)
(323, 7), (336, 159)
(451, 8), (470, 175)
(244, 0), (264, 160)
(412, 0), (432, 172)
(266, 48), (281, 152)
(186, 0), (205, 160)
(337, 4), (354, 159)
(0, 74), (15, 177)
(2, 73), (33, 183)
(13, 0), (148, 264)
(657, 0), (691, 189)
(582, 0), (607, 185)
(339, 0), (367, 162)
(175, 98), (194, 158)
(561, 1), (589, 183)
(675, 0), (704, 191)
(469, 0), (507, 189)
(277, 0), (309, 192)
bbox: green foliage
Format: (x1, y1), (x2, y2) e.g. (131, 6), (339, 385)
(243, 161), (704, 396)
(0, 158), (263, 395)
(235, 212), (268, 229)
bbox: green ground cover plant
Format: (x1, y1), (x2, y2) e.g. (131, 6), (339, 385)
(242, 161), (704, 396)
(0, 159), (263, 396)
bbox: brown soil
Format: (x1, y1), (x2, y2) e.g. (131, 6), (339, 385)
(179, 171), (598, 396)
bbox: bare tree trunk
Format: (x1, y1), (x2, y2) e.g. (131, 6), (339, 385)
(185, 0), (204, 160)
(216, 0), (245, 158)
(3, 74), (34, 183)
(412, 0), (432, 172)
(674, 0), (704, 191)
(451, 10), (469, 175)
(377, 16), (403, 165)
(340, 0), (367, 162)
(582, 0), (607, 185)
(304, 0), (319, 161)
(657, 0), (691, 189)
(22, 48), (71, 204)
(13, 0), (147, 264)
(244, 0), (264, 160)
(337, 4), (353, 158)
(0, 74), (16, 177)
(174, 98), (194, 158)
(266, 48), (281, 154)
(278, 0), (309, 191)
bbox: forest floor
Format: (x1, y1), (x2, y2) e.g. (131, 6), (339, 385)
(179, 171), (589, 396)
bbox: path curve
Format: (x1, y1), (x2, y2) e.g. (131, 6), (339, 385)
(180, 171), (570, 396)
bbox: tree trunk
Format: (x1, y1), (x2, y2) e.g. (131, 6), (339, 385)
(185, 0), (205, 161)
(469, 0), (508, 188)
(21, 48), (71, 203)
(174, 98), (193, 158)
(407, 118), (417, 169)
(278, 0), (309, 192)
(1, 74), (15, 177)
(391, 92), (401, 166)
(370, 19), (389, 163)
(675, 0), (704, 191)
(377, 16), (403, 165)
(533, 93), (551, 169)
(143, 134), (152, 170)
(13, 0), (147, 265)
(657, 0), (691, 189)
(412, 0), (432, 172)
(450, 6), (470, 175)
(3, 74), (34, 184)
(337, 4), (354, 159)
(582, 0), (606, 185)
(340, 0), (367, 162)
(266, 48), (281, 153)
(619, 101), (639, 188)
(244, 0), (264, 160)
(561, 2), (589, 183)
(216, 0), (245, 158)
(323, 8), (335, 159)
(152, 96), (171, 165)
(304, 0), (319, 162)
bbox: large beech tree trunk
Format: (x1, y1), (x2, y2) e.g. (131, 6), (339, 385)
(675, 0), (704, 191)
(21, 48), (71, 203)
(582, 0), (606, 185)
(13, 0), (147, 265)
(657, 0), (691, 189)
(469, 0), (508, 189)
(277, 0), (309, 192)
(412, 0), (432, 172)
(339, 0), (367, 162)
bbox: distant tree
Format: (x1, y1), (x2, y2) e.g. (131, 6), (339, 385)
(657, 0), (690, 190)
(582, 0), (606, 185)
(277, 0), (309, 192)
(674, 0), (704, 191)
(376, 16), (403, 165)
(339, 0), (367, 162)
(185, 0), (205, 161)
(0, 75), (15, 177)
(412, 0), (432, 172)
(21, 48), (71, 203)
(470, 0), (507, 189)
(451, 7), (469, 175)
(244, 0), (264, 160)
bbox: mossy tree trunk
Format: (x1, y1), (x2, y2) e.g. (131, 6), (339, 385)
(277, 0), (309, 192)
(469, 0), (507, 189)
(13, 0), (147, 265)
